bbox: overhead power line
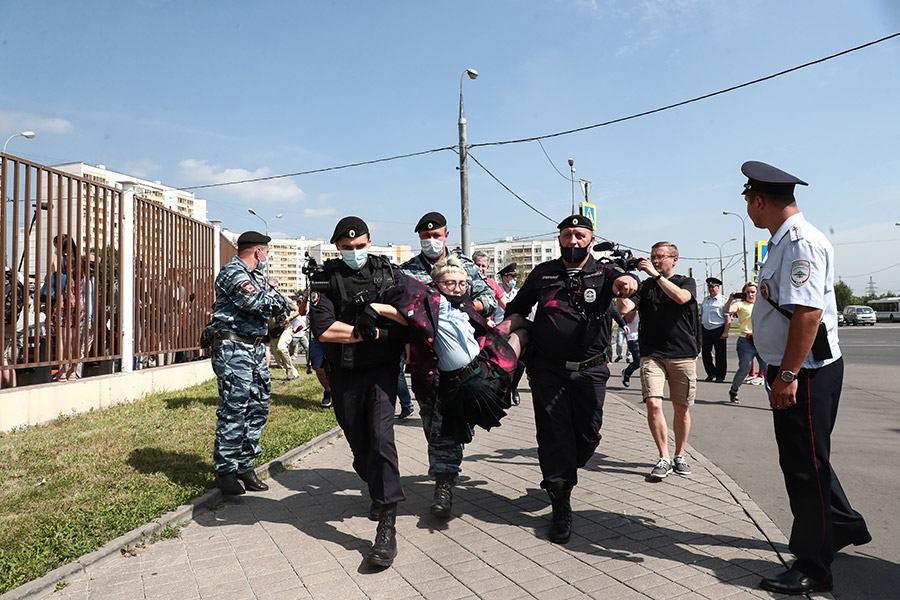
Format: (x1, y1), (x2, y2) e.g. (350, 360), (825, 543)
(180, 31), (899, 194)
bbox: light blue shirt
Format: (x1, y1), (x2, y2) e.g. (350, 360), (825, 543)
(434, 296), (480, 371)
(700, 294), (728, 329)
(751, 212), (841, 369)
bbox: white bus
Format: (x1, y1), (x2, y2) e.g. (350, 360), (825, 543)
(868, 297), (900, 322)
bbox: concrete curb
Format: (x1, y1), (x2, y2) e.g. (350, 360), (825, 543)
(0, 427), (344, 600)
(610, 392), (836, 600)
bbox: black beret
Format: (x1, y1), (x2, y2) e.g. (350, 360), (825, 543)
(557, 214), (594, 231)
(237, 230), (271, 246)
(741, 161), (808, 196)
(330, 216), (369, 244)
(706, 277), (722, 286)
(414, 211), (447, 232)
(497, 263), (517, 277)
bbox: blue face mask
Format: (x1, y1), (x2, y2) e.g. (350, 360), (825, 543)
(256, 259), (267, 271)
(505, 279), (516, 290)
(341, 248), (368, 271)
(420, 238), (444, 260)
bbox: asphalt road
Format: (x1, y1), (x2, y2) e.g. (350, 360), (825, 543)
(608, 322), (900, 600)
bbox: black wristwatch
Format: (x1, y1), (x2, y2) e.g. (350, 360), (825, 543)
(779, 369), (798, 383)
(652, 274), (662, 281)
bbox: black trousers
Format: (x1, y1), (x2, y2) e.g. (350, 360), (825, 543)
(330, 362), (405, 505)
(701, 324), (728, 380)
(767, 358), (868, 583)
(528, 354), (608, 487)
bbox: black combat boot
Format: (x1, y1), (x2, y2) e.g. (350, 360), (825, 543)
(236, 470), (269, 492)
(430, 473), (456, 519)
(215, 472), (246, 496)
(545, 481), (573, 544)
(369, 500), (382, 521)
(367, 502), (398, 568)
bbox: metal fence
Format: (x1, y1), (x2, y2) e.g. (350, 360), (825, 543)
(2, 153), (217, 379)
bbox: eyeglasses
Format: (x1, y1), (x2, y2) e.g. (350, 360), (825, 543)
(650, 254), (676, 261)
(437, 280), (468, 290)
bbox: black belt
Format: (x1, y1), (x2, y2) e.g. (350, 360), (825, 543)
(440, 358), (479, 381)
(216, 330), (267, 346)
(558, 349), (609, 372)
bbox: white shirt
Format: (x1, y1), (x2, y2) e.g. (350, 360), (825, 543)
(700, 294), (728, 329)
(751, 212), (841, 369)
(492, 284), (518, 323)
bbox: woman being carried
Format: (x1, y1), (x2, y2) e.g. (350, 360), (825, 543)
(374, 256), (527, 443)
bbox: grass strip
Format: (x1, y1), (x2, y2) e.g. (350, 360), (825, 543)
(0, 370), (336, 594)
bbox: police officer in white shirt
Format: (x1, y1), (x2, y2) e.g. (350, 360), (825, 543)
(700, 277), (731, 382)
(742, 160), (870, 596)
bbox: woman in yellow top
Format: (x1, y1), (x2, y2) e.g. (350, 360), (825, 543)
(723, 282), (768, 403)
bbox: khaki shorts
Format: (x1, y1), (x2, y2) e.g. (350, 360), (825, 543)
(640, 356), (697, 406)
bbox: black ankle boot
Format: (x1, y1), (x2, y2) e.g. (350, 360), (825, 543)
(216, 472), (246, 496)
(545, 481), (573, 544)
(236, 471), (269, 492)
(430, 473), (456, 519)
(367, 503), (398, 568)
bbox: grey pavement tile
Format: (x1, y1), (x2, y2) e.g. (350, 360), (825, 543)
(463, 571), (517, 595)
(586, 581), (645, 599)
(517, 573), (570, 594)
(410, 576), (472, 598)
(85, 582), (147, 600)
(467, 584), (538, 600)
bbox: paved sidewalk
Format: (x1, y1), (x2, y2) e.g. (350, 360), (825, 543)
(43, 390), (824, 600)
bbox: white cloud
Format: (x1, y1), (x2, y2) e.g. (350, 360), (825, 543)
(303, 207), (336, 217)
(121, 158), (160, 179)
(0, 110), (75, 135)
(176, 159), (305, 204)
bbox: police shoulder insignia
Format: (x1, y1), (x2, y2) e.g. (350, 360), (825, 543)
(789, 225), (804, 242)
(310, 291), (320, 305)
(790, 260), (811, 286)
(239, 280), (258, 294)
(584, 288), (597, 303)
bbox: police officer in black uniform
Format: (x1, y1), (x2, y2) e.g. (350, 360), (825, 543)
(308, 216), (407, 568)
(498, 215), (638, 544)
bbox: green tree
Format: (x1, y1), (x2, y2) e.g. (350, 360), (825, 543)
(834, 280), (854, 310)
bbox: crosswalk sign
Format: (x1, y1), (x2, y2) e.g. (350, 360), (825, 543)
(580, 202), (597, 230)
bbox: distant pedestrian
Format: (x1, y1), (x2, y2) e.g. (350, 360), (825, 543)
(700, 277), (730, 382)
(267, 278), (300, 380)
(618, 241), (699, 481)
(723, 282), (767, 403)
(491, 262), (518, 324)
(619, 307), (641, 388)
(209, 231), (289, 496)
(741, 160), (870, 595)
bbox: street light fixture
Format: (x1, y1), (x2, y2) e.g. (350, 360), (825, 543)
(723, 211), (749, 283)
(702, 237), (737, 284)
(459, 68), (478, 257)
(568, 158), (576, 214)
(247, 208), (282, 237)
(3, 131), (36, 154)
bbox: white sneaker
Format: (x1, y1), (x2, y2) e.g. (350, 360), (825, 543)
(750, 376), (765, 386)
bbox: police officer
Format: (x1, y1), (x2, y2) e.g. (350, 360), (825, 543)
(309, 216), (407, 568)
(399, 211), (496, 519)
(742, 161), (870, 595)
(498, 215), (638, 543)
(210, 231), (289, 496)
(700, 276), (731, 382)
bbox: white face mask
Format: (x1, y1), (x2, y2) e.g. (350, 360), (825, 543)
(420, 238), (445, 260)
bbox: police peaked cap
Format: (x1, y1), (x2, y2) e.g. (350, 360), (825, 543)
(330, 216), (369, 243)
(741, 161), (808, 196)
(414, 211), (447, 232)
(497, 263), (517, 277)
(237, 230), (271, 246)
(557, 214), (593, 231)
(706, 277), (722, 286)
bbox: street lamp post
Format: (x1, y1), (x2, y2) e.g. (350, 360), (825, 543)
(247, 208), (282, 237)
(2, 131), (36, 154)
(459, 68), (478, 257)
(702, 237), (737, 284)
(568, 158), (575, 214)
(723, 211), (749, 282)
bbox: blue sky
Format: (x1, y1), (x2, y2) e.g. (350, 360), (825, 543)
(2, 0), (899, 296)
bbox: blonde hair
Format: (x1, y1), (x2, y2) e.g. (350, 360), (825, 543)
(430, 256), (466, 281)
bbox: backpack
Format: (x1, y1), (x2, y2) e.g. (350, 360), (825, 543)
(4, 269), (25, 325)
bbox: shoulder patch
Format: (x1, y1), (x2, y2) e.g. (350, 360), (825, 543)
(790, 260), (811, 286)
(239, 280), (258, 294)
(310, 291), (320, 305)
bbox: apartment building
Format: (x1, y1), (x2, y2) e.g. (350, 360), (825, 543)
(471, 238), (560, 276)
(53, 162), (208, 222)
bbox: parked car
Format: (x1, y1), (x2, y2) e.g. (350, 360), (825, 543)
(837, 312), (845, 326)
(843, 305), (877, 326)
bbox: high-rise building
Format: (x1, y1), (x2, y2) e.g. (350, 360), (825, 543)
(53, 162), (208, 222)
(472, 237), (560, 276)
